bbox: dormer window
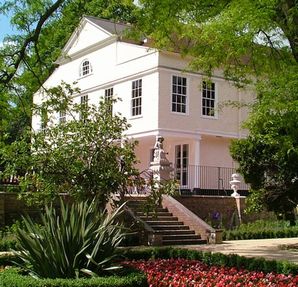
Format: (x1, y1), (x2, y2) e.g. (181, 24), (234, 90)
(80, 59), (92, 77)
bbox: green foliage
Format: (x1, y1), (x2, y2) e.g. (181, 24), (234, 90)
(223, 219), (298, 240)
(142, 176), (179, 216)
(0, 236), (17, 251)
(230, 69), (298, 218)
(1, 83), (139, 206)
(135, 0), (298, 219)
(0, 268), (148, 287)
(14, 200), (128, 279)
(136, 0), (296, 84)
(0, 0), (139, 173)
(0, 219), (30, 251)
(123, 246), (298, 275)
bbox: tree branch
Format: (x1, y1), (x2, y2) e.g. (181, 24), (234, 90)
(0, 0), (66, 86)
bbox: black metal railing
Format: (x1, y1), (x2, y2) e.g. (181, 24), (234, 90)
(174, 165), (249, 192)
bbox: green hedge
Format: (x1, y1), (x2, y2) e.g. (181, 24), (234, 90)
(123, 247), (298, 275)
(223, 220), (298, 240)
(223, 228), (298, 240)
(0, 268), (148, 287)
(0, 237), (17, 251)
(2, 246), (298, 286)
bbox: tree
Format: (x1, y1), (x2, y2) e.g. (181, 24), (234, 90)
(1, 83), (139, 207)
(0, 0), (138, 168)
(134, 0), (298, 218)
(230, 70), (298, 223)
(135, 0), (296, 83)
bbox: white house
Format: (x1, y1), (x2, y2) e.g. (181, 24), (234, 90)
(32, 16), (253, 193)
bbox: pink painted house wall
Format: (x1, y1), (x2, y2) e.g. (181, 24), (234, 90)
(32, 17), (254, 191)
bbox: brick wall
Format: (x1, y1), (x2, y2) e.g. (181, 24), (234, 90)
(175, 195), (274, 229)
(0, 192), (42, 226)
(0, 192), (275, 228)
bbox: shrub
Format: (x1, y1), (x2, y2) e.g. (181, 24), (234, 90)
(0, 268), (148, 287)
(14, 200), (128, 278)
(0, 237), (17, 251)
(223, 219), (298, 240)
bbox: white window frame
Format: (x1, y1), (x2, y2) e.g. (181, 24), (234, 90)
(79, 59), (92, 77)
(104, 87), (114, 114)
(59, 110), (66, 124)
(131, 79), (142, 117)
(80, 95), (88, 121)
(40, 110), (48, 131)
(201, 80), (217, 118)
(171, 75), (188, 115)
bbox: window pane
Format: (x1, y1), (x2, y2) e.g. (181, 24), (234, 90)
(202, 81), (216, 117)
(131, 79), (142, 116)
(172, 75), (187, 113)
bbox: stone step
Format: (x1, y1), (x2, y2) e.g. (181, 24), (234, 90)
(162, 234), (201, 241)
(154, 230), (195, 235)
(136, 211), (172, 216)
(139, 216), (178, 221)
(127, 205), (167, 213)
(126, 198), (206, 246)
(146, 220), (183, 226)
(162, 239), (207, 246)
(151, 225), (189, 231)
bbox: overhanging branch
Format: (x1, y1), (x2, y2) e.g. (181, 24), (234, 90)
(0, 0), (66, 86)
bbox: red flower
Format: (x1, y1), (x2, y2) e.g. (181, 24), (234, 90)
(122, 258), (298, 287)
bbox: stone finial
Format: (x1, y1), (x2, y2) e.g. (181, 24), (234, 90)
(230, 173), (241, 197)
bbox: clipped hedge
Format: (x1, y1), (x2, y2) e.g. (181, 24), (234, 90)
(222, 219), (298, 240)
(123, 247), (298, 275)
(223, 226), (298, 240)
(0, 268), (148, 287)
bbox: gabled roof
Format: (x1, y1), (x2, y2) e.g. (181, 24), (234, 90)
(57, 16), (150, 64)
(84, 16), (129, 36)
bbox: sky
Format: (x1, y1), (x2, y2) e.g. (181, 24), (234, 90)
(0, 14), (14, 42)
(0, 0), (16, 43)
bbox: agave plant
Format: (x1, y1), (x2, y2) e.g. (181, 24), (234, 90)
(14, 199), (127, 279)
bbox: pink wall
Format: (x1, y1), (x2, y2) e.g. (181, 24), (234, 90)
(200, 135), (235, 168)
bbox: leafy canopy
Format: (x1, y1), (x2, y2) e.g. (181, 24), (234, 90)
(135, 0), (298, 217)
(1, 82), (139, 206)
(0, 0), (138, 168)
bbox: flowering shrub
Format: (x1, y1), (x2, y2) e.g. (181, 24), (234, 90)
(124, 258), (298, 287)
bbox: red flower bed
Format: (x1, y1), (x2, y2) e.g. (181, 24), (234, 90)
(124, 258), (298, 287)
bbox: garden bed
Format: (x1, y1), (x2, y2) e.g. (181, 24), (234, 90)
(2, 247), (298, 286)
(124, 258), (298, 287)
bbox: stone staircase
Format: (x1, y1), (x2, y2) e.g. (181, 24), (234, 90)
(126, 198), (207, 245)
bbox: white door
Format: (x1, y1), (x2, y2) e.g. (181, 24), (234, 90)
(175, 144), (189, 188)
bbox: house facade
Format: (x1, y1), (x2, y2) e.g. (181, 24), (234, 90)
(32, 16), (253, 192)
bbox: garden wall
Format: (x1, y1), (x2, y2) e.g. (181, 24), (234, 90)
(0, 192), (41, 227)
(175, 195), (275, 229)
(0, 192), (275, 228)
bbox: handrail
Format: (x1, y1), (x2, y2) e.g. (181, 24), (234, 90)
(162, 195), (222, 243)
(124, 205), (163, 246)
(124, 205), (155, 233)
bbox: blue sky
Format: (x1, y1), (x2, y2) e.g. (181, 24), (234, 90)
(0, 0), (16, 43)
(0, 14), (14, 42)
